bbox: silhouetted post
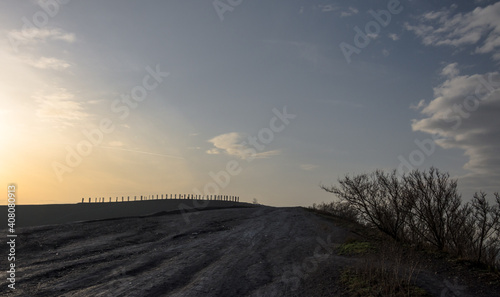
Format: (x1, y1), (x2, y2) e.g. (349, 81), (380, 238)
(109, 197), (111, 202)
(89, 198), (91, 203)
(128, 196), (130, 202)
(95, 198), (97, 203)
(135, 196), (137, 201)
(82, 198), (84, 203)
(141, 195), (143, 201)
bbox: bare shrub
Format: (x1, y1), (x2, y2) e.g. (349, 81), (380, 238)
(402, 168), (463, 251)
(321, 167), (500, 270)
(321, 170), (410, 242)
(310, 200), (359, 222)
(469, 192), (500, 263)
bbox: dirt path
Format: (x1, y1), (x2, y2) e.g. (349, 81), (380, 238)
(0, 206), (497, 296)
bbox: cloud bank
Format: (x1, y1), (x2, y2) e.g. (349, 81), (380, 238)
(412, 66), (500, 181)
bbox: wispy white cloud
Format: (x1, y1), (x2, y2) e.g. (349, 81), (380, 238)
(319, 4), (339, 12)
(441, 62), (460, 78)
(207, 132), (281, 160)
(341, 7), (359, 17)
(26, 56), (71, 70)
(410, 99), (426, 110)
(7, 27), (76, 46)
(34, 88), (88, 128)
(388, 33), (400, 41)
(405, 2), (500, 60)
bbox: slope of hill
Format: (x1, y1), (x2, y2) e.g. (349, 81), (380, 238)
(0, 199), (249, 228)
(0, 206), (498, 296)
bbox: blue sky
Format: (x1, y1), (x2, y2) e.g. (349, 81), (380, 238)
(1, 0), (499, 205)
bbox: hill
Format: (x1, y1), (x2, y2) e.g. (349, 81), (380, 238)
(0, 206), (499, 296)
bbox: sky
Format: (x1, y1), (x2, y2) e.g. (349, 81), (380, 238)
(1, 0), (499, 206)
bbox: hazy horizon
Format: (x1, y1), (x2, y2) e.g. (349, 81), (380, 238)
(2, 0), (500, 206)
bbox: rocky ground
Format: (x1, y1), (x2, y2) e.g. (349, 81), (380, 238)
(1, 206), (498, 296)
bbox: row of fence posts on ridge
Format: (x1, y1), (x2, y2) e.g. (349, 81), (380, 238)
(81, 194), (240, 204)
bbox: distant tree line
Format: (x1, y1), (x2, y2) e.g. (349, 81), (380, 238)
(316, 167), (500, 270)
